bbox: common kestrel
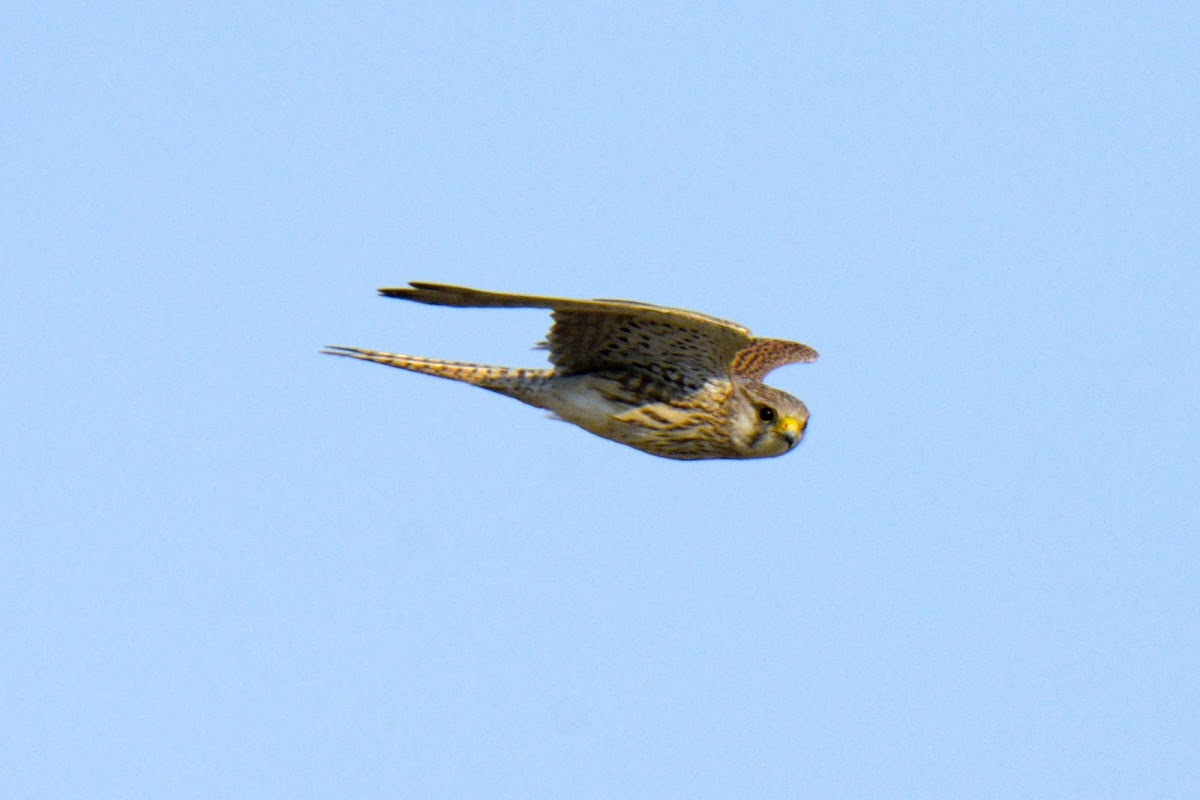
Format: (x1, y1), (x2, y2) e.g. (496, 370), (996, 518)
(324, 282), (818, 460)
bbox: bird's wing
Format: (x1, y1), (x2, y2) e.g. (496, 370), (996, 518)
(380, 282), (755, 387)
(729, 338), (819, 381)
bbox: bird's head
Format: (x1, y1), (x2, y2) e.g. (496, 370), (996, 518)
(731, 382), (810, 458)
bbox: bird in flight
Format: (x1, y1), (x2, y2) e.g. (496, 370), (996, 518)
(324, 282), (818, 460)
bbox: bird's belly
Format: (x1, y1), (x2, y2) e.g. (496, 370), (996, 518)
(539, 374), (716, 458)
(541, 376), (638, 440)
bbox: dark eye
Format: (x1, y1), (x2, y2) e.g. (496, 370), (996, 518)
(758, 406), (776, 422)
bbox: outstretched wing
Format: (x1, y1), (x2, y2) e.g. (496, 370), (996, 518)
(730, 338), (819, 382)
(380, 282), (756, 388)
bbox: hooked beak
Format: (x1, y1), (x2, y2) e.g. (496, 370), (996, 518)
(776, 416), (804, 446)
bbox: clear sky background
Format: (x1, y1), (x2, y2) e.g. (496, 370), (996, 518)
(4, 4), (1197, 798)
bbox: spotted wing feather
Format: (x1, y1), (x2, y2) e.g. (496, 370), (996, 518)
(380, 282), (754, 385)
(730, 338), (819, 381)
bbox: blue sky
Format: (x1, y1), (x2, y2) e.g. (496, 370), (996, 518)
(4, 4), (1197, 797)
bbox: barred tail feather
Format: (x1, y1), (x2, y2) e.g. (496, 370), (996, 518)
(321, 346), (554, 406)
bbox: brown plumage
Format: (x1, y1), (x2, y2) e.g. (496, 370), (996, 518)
(323, 282), (818, 460)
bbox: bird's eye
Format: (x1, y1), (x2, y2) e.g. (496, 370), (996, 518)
(758, 406), (776, 422)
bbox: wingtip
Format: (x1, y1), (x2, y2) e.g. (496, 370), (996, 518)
(378, 281), (454, 295)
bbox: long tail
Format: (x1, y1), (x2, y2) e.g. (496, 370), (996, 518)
(322, 346), (555, 407)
